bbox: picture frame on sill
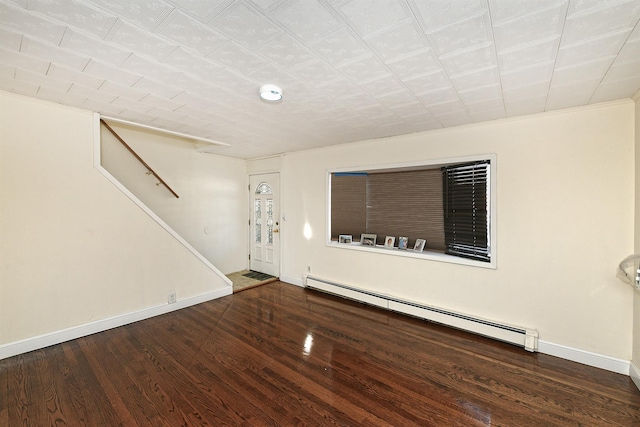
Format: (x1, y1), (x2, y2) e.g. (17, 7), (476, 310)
(384, 236), (395, 248)
(361, 233), (377, 246)
(414, 239), (426, 252)
(398, 236), (409, 250)
(339, 234), (353, 244)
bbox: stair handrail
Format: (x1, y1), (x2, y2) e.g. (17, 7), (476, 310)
(100, 119), (179, 199)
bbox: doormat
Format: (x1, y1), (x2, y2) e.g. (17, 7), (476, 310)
(242, 271), (276, 281)
(227, 270), (278, 293)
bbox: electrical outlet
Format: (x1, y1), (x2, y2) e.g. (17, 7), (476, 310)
(168, 292), (177, 304)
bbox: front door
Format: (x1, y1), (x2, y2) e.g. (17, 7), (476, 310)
(249, 173), (280, 277)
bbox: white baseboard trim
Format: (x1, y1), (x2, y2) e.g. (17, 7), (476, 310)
(631, 362), (640, 391)
(280, 275), (304, 287)
(538, 340), (630, 375)
(0, 287), (232, 361)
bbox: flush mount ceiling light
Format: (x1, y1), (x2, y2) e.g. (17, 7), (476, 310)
(259, 84), (282, 102)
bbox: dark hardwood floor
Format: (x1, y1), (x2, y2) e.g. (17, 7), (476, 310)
(2, 281), (639, 426)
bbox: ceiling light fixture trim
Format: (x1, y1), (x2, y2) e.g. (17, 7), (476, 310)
(260, 84), (283, 102)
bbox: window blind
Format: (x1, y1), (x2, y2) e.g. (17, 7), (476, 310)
(331, 174), (367, 240)
(442, 161), (490, 262)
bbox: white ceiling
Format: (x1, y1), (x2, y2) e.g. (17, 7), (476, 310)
(1, 0), (640, 159)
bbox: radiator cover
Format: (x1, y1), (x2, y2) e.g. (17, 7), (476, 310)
(305, 275), (538, 352)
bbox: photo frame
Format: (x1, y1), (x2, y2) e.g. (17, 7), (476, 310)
(360, 233), (377, 246)
(414, 239), (426, 252)
(384, 236), (395, 248)
(338, 234), (353, 244)
(398, 236), (408, 250)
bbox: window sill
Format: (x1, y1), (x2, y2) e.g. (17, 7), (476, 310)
(326, 241), (496, 269)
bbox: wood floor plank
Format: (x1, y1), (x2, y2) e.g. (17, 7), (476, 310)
(2, 281), (640, 426)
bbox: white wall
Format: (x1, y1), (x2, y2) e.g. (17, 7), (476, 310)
(100, 121), (247, 275)
(0, 91), (230, 348)
(633, 94), (640, 386)
(278, 101), (636, 362)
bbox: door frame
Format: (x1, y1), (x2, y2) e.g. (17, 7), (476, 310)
(248, 172), (281, 277)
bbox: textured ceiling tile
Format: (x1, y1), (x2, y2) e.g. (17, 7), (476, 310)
(591, 75), (640, 102)
(156, 9), (228, 56)
(109, 20), (178, 62)
(132, 76), (182, 99)
(36, 85), (87, 107)
(164, 0), (233, 21)
(410, 0), (487, 32)
(0, 78), (40, 96)
(504, 96), (546, 116)
(338, 0), (409, 36)
(402, 70), (451, 93)
(427, 12), (493, 56)
(546, 80), (599, 109)
(88, 0), (174, 31)
(83, 59), (142, 86)
(431, 109), (472, 127)
(555, 30), (630, 69)
(139, 93), (184, 111)
(464, 96), (504, 114)
(162, 47), (224, 81)
(500, 63), (554, 90)
(249, 65), (298, 95)
(259, 34), (316, 69)
(490, 0), (567, 23)
(502, 82), (550, 103)
(375, 89), (418, 108)
(15, 67), (71, 92)
(69, 83), (118, 104)
(34, 0), (118, 39)
(99, 80), (148, 101)
(0, 46), (50, 74)
(291, 58), (347, 87)
(386, 49), (441, 81)
(212, 3), (282, 49)
(337, 53), (390, 82)
(469, 106), (506, 122)
(247, 0), (284, 11)
(493, 5), (566, 52)
(457, 83), (502, 104)
(357, 73), (406, 96)
(449, 66), (499, 93)
(551, 56), (615, 85)
(48, 63), (104, 90)
(497, 37), (560, 72)
(0, 2), (66, 44)
(20, 37), (90, 70)
(613, 38), (640, 64)
(311, 77), (363, 100)
(207, 41), (267, 74)
(274, 0), (342, 43)
(439, 43), (496, 76)
(59, 29), (132, 67)
(0, 26), (22, 50)
(603, 61), (640, 82)
(562, 1), (640, 45)
(207, 67), (259, 96)
(365, 21), (429, 61)
(310, 27), (368, 66)
(120, 54), (179, 84)
(415, 86), (459, 106)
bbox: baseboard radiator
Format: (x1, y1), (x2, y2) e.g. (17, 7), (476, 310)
(305, 276), (538, 352)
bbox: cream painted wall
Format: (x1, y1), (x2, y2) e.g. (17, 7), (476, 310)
(279, 101), (636, 361)
(0, 92), (230, 346)
(633, 94), (640, 374)
(100, 122), (247, 275)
